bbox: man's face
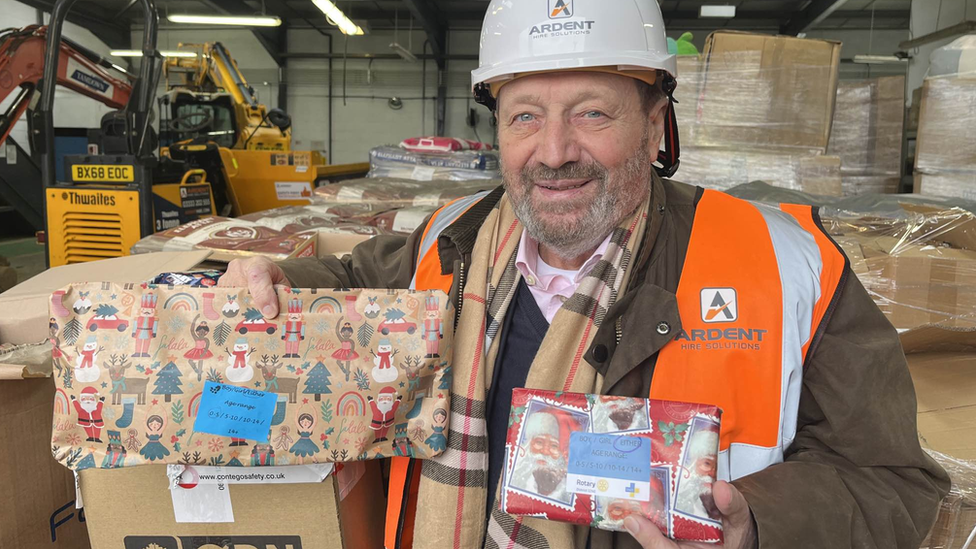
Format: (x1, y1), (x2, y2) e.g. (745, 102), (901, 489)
(496, 71), (666, 259)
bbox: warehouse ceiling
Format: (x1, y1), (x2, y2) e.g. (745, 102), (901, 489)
(18, 0), (912, 57)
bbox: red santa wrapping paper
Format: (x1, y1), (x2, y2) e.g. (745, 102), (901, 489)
(502, 388), (723, 543)
(50, 283), (453, 471)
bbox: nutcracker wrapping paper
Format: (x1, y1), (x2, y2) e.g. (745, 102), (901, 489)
(49, 282), (453, 471)
(502, 388), (723, 543)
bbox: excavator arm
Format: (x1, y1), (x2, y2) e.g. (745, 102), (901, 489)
(0, 25), (132, 146)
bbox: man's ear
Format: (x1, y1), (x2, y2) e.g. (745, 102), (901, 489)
(647, 97), (669, 155)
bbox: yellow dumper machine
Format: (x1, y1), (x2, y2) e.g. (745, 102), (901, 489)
(161, 42), (368, 215)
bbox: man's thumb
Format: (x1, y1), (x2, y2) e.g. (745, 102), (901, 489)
(713, 480), (748, 517)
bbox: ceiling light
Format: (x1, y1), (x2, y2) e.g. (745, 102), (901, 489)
(390, 43), (418, 62)
(111, 50), (198, 58)
(699, 5), (736, 18)
(167, 14), (282, 26)
(852, 55), (908, 65)
(311, 0), (364, 35)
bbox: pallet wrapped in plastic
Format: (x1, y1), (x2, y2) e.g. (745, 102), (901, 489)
(915, 172), (976, 202)
(915, 75), (976, 176)
(725, 182), (976, 332)
(368, 146), (500, 181)
(841, 175), (901, 197)
(238, 204), (388, 236)
(920, 450), (976, 549)
(688, 32), (841, 153)
(675, 147), (842, 196)
(314, 177), (498, 210)
(827, 76), (905, 177)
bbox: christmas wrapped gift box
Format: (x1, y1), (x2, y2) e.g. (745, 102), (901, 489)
(501, 388), (723, 543)
(49, 283), (453, 470)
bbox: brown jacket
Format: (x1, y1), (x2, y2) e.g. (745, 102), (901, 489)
(279, 176), (949, 549)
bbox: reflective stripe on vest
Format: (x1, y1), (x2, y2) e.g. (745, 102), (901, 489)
(387, 191), (491, 549)
(651, 190), (846, 481)
(386, 188), (847, 547)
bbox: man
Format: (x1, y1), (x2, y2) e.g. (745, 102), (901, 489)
(219, 0), (948, 547)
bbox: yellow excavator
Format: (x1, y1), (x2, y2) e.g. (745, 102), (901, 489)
(160, 42), (368, 215)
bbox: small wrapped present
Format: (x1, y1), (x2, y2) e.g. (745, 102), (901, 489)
(502, 388), (723, 543)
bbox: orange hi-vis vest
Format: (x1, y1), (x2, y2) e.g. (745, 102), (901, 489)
(384, 189), (848, 549)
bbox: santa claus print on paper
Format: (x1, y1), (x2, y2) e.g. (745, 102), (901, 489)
(507, 400), (590, 507)
(71, 386), (105, 442)
(502, 389), (723, 543)
(368, 386), (402, 442)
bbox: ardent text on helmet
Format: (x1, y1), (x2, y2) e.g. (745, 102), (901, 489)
(529, 20), (595, 38)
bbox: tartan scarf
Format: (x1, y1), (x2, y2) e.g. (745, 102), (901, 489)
(412, 192), (650, 549)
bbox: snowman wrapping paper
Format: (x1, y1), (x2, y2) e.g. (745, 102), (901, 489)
(501, 388), (723, 543)
(49, 282), (453, 471)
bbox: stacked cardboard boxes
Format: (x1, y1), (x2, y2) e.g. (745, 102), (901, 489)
(914, 75), (976, 201)
(674, 31), (844, 195)
(827, 76), (905, 196)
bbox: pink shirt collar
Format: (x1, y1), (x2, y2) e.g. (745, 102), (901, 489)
(515, 230), (612, 322)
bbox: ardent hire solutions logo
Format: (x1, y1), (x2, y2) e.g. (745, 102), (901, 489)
(701, 288), (737, 323)
(549, 0), (572, 18)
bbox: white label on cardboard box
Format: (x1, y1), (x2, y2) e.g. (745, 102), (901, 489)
(167, 464), (334, 487)
(411, 166), (437, 181)
(170, 482), (235, 523)
(275, 181), (313, 202)
(336, 185), (366, 202)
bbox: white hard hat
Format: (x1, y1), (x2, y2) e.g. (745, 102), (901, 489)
(471, 0), (676, 103)
(471, 0), (682, 178)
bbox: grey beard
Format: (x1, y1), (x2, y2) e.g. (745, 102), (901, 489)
(504, 131), (653, 262)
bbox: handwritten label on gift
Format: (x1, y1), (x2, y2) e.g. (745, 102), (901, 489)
(193, 382), (277, 443)
(566, 432), (652, 502)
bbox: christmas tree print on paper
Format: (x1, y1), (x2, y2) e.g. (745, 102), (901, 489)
(94, 303), (119, 318)
(243, 307), (263, 322)
(153, 361), (184, 402)
(302, 360), (333, 402)
(61, 318), (82, 346)
(213, 321), (232, 347)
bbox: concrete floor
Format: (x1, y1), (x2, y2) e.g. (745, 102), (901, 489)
(0, 237), (46, 287)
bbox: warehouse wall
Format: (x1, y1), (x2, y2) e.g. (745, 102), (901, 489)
(908, 0), (976, 103)
(3, 0), (128, 151)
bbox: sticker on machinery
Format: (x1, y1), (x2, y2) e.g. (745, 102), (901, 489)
(275, 181), (313, 201)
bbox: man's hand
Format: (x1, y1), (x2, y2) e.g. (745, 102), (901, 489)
(218, 257), (289, 318)
(624, 481), (757, 549)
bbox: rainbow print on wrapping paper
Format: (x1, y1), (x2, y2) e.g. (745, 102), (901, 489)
(163, 292), (200, 312)
(310, 296), (343, 314)
(54, 389), (70, 416)
(338, 391), (366, 416)
(188, 392), (203, 417)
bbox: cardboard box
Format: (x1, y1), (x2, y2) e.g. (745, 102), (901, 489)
(909, 351), (976, 461)
(0, 356), (90, 549)
(698, 31), (841, 152)
(827, 76), (905, 176)
(0, 251), (212, 346)
(915, 76), (976, 175)
(914, 172), (976, 202)
(676, 147), (842, 195)
(79, 461), (384, 549)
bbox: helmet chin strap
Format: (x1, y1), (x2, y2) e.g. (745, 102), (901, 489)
(655, 74), (680, 179)
(474, 74), (681, 179)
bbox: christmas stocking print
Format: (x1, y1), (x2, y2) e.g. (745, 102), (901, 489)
(51, 290), (70, 318)
(115, 396), (136, 429)
(345, 295), (363, 322)
(202, 292), (220, 321)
